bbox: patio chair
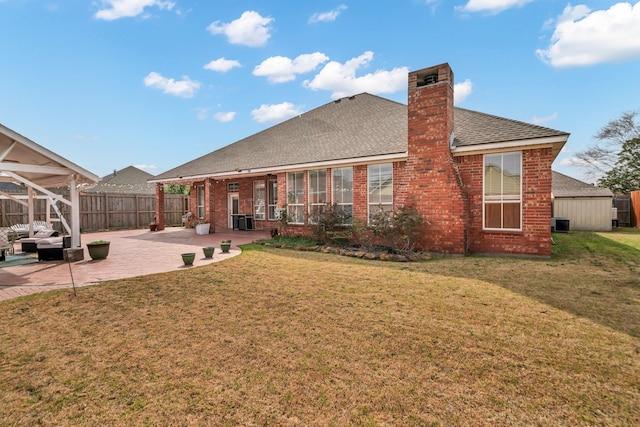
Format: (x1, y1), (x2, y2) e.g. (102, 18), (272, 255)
(0, 228), (15, 261)
(10, 221), (54, 239)
(182, 211), (193, 226)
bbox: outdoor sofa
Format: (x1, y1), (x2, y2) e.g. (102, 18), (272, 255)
(20, 228), (59, 253)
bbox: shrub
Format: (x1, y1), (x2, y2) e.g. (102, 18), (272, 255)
(308, 204), (352, 245)
(369, 205), (424, 252)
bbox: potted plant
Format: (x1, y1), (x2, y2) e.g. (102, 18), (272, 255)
(220, 239), (231, 253)
(87, 240), (110, 260)
(203, 246), (215, 258)
(194, 218), (211, 235)
(181, 252), (196, 265)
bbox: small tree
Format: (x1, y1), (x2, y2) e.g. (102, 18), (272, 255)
(274, 207), (289, 237)
(598, 137), (640, 193)
(574, 110), (640, 184)
(369, 205), (424, 252)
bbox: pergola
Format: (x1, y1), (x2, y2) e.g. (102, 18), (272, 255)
(0, 123), (99, 248)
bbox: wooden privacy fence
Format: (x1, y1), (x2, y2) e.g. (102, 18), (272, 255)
(0, 193), (188, 232)
(631, 191), (640, 227)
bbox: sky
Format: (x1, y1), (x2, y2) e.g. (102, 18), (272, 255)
(1, 0), (639, 183)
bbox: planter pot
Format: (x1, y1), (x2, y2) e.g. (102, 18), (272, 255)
(149, 224), (158, 231)
(203, 246), (215, 258)
(181, 252), (196, 266)
(87, 242), (110, 260)
(195, 223), (210, 235)
(220, 241), (231, 253)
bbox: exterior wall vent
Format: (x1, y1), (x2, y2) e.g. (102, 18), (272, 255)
(418, 73), (438, 87)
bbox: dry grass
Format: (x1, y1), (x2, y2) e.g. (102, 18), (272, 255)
(1, 230), (639, 426)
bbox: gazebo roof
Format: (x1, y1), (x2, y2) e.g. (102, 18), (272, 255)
(0, 123), (99, 188)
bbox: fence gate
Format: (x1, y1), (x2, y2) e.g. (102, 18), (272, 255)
(613, 194), (631, 227)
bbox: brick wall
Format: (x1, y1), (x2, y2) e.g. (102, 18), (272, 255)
(456, 147), (554, 256)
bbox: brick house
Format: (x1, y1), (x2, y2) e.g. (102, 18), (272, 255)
(150, 63), (569, 256)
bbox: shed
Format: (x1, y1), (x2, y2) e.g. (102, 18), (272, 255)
(552, 171), (614, 231)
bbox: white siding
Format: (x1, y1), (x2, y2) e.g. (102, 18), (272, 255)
(553, 197), (613, 231)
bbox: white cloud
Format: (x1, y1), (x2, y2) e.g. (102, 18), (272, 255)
(143, 71), (200, 98)
(456, 0), (534, 14)
(94, 0), (175, 21)
(253, 52), (329, 83)
(204, 57), (241, 72)
(532, 112), (558, 125)
(214, 111), (236, 122)
(536, 2), (640, 68)
(207, 11), (273, 47)
(133, 163), (158, 173)
(195, 107), (210, 120)
(251, 102), (303, 123)
(454, 79), (473, 104)
(309, 4), (347, 23)
(303, 51), (408, 99)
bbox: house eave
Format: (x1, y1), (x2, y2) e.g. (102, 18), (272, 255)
(452, 135), (569, 159)
(149, 152), (408, 184)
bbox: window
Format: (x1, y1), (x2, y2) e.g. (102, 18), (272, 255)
(227, 182), (239, 191)
(308, 169), (327, 223)
(287, 172), (304, 224)
(332, 167), (353, 224)
(253, 181), (265, 220)
(368, 163), (393, 222)
(267, 179), (278, 220)
(484, 152), (522, 230)
(196, 185), (205, 218)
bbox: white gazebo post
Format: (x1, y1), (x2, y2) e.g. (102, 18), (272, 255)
(69, 175), (81, 248)
(27, 187), (35, 237)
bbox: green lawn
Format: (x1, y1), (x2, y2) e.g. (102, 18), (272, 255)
(1, 229), (638, 426)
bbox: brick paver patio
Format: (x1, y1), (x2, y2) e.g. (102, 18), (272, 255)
(0, 227), (269, 301)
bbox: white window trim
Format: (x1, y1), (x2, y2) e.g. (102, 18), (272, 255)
(253, 180), (266, 220)
(367, 163), (393, 224)
(482, 151), (523, 231)
(196, 185), (205, 219)
(287, 172), (305, 225)
(308, 169), (327, 224)
(267, 179), (278, 221)
(332, 167), (354, 225)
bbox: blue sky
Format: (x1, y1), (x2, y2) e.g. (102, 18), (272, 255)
(1, 0), (639, 182)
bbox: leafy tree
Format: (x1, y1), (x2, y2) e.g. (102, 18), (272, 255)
(574, 110), (640, 192)
(597, 137), (640, 193)
(164, 184), (190, 195)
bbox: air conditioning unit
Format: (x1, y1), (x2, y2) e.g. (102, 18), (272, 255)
(551, 217), (570, 233)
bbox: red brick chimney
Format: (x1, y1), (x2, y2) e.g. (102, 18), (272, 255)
(404, 63), (467, 254)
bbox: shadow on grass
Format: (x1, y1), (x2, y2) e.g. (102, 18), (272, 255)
(245, 229), (640, 338)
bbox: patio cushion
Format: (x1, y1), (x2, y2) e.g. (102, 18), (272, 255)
(36, 237), (64, 249)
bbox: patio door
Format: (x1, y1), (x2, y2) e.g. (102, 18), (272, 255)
(228, 193), (239, 228)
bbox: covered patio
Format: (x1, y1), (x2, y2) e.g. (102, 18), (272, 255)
(0, 227), (269, 301)
(0, 123), (99, 249)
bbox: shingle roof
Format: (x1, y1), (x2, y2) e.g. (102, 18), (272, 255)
(454, 108), (569, 146)
(87, 166), (156, 195)
(153, 92), (569, 181)
(0, 182), (26, 193)
(552, 171), (613, 197)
